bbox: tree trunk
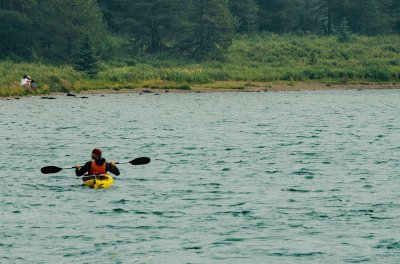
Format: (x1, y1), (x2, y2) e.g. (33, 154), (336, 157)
(327, 0), (333, 34)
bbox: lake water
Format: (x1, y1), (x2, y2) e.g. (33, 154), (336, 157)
(1, 90), (400, 263)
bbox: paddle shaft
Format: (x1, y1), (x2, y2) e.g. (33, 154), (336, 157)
(41, 157), (150, 174)
(115, 161), (130, 165)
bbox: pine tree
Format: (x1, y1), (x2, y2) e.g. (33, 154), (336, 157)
(190, 0), (237, 60)
(98, 0), (192, 53)
(228, 0), (259, 33)
(33, 0), (108, 62)
(0, 0), (37, 13)
(337, 18), (351, 43)
(390, 0), (400, 33)
(74, 37), (99, 78)
(0, 0), (37, 59)
(0, 10), (32, 59)
(257, 0), (303, 33)
(300, 0), (341, 35)
(342, 0), (392, 35)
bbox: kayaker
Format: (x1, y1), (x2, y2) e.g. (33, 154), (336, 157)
(75, 148), (120, 176)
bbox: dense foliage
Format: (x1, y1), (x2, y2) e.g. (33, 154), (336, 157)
(1, 0), (399, 62)
(1, 34), (400, 96)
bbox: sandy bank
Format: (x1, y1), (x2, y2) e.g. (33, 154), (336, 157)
(3, 82), (400, 100)
(76, 82), (400, 94)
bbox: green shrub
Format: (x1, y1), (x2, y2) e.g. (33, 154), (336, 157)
(48, 75), (71, 93)
(178, 85), (191, 90)
(364, 66), (392, 81)
(303, 68), (325, 80)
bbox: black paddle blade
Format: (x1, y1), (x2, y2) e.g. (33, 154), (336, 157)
(41, 166), (63, 174)
(129, 157), (151, 165)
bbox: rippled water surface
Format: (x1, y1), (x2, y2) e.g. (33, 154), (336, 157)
(1, 90), (400, 263)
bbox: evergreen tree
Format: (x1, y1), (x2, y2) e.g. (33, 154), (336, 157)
(0, 0), (37, 59)
(257, 0), (303, 33)
(143, 0), (193, 53)
(342, 0), (392, 35)
(390, 0), (400, 33)
(0, 0), (37, 13)
(0, 10), (32, 59)
(337, 18), (351, 42)
(315, 0), (335, 34)
(189, 0), (237, 60)
(228, 0), (259, 33)
(33, 0), (108, 62)
(298, 0), (324, 33)
(74, 36), (100, 78)
(299, 0), (343, 35)
(98, 0), (192, 53)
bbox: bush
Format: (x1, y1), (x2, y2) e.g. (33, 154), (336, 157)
(48, 75), (72, 92)
(364, 66), (392, 81)
(303, 68), (325, 80)
(178, 85), (191, 90)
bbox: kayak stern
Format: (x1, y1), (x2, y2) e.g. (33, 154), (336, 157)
(82, 174), (114, 189)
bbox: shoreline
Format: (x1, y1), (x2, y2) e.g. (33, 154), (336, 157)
(2, 82), (400, 99)
(56, 82), (400, 94)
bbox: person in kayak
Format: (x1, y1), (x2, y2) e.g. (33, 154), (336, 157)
(75, 148), (120, 176)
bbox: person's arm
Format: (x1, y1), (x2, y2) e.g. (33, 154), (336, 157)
(106, 161), (120, 176)
(75, 161), (91, 176)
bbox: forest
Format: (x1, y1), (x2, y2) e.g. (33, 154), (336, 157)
(1, 0), (400, 62)
(0, 0), (400, 95)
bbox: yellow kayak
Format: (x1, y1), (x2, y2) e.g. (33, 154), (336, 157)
(82, 174), (114, 189)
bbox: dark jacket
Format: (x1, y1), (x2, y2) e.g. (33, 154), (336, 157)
(75, 158), (120, 176)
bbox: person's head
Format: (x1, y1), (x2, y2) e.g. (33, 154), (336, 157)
(91, 148), (102, 160)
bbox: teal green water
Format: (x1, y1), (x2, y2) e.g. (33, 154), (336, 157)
(1, 90), (400, 263)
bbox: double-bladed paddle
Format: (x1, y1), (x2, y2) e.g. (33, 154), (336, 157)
(40, 157), (151, 174)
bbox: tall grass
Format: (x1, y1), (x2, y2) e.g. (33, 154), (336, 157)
(1, 34), (400, 96)
(226, 34), (400, 83)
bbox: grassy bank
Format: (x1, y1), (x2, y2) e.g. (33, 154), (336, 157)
(1, 34), (400, 97)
